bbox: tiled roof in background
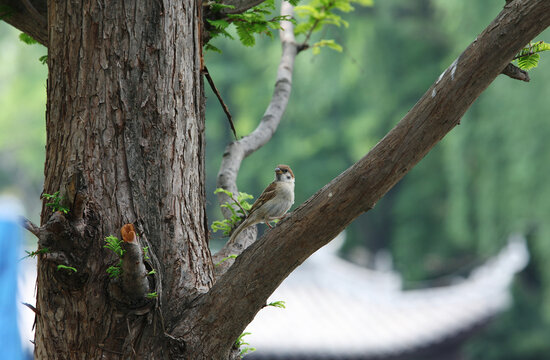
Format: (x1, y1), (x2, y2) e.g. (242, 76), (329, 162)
(245, 235), (528, 359)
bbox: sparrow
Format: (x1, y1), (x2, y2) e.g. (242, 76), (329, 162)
(228, 164), (295, 244)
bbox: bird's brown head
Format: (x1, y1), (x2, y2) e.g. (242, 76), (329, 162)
(275, 164), (294, 182)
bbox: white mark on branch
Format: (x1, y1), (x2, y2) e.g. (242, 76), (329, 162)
(437, 69), (447, 84)
(431, 88), (437, 98)
(328, 192), (333, 198)
(450, 59), (458, 80)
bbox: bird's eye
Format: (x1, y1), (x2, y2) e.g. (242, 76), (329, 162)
(283, 169), (288, 173)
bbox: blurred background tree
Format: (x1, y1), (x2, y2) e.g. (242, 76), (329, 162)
(1, 0), (550, 358)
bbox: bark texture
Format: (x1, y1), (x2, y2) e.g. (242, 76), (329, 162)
(35, 0), (209, 357)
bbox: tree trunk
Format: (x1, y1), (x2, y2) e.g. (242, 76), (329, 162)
(35, 0), (211, 357)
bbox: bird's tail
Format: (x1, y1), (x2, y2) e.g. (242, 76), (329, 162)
(228, 217), (253, 245)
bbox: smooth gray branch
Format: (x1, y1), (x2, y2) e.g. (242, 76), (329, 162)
(214, 1), (298, 262)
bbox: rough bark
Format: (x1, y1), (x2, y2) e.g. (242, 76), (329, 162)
(172, 0), (550, 358)
(35, 0), (209, 358)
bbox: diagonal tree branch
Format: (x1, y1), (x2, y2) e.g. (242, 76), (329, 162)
(216, 0), (267, 15)
(213, 1), (298, 266)
(0, 0), (48, 46)
(177, 0), (550, 357)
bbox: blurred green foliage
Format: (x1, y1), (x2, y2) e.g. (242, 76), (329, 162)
(2, 0), (550, 358)
(0, 22), (46, 222)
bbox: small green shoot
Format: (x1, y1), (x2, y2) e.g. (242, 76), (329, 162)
(57, 264), (77, 273)
(267, 300), (286, 309)
(106, 265), (122, 278)
(206, 0), (295, 51)
(104, 236), (124, 278)
(104, 236), (124, 257)
(215, 254), (238, 267)
(212, 188), (254, 236)
(143, 246), (150, 260)
(147, 269), (157, 276)
(42, 191), (69, 214)
(18, 32), (48, 64)
(514, 41), (550, 70)
(146, 292), (158, 299)
(235, 332), (256, 358)
(294, 0), (373, 53)
(24, 247), (50, 259)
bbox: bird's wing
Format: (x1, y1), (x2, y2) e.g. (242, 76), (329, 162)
(248, 182), (277, 216)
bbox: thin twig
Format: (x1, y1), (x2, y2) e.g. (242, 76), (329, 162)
(22, 302), (40, 315)
(300, 17), (321, 50)
(203, 66), (238, 140)
(512, 41), (543, 60)
(21, 216), (40, 238)
(228, 193), (248, 218)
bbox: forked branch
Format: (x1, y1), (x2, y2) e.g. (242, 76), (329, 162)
(214, 1), (298, 265)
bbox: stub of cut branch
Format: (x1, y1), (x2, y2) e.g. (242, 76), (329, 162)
(214, 1), (298, 261)
(501, 63), (530, 82)
(120, 224), (151, 302)
(21, 216), (41, 238)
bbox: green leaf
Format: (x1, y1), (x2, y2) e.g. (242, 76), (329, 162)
(517, 53), (540, 70)
(313, 39), (343, 53)
(207, 19), (231, 29)
(104, 235), (125, 257)
(146, 292), (158, 298)
(215, 254), (238, 266)
(235, 332), (252, 346)
(295, 5), (319, 17)
(236, 23), (256, 46)
(294, 23), (312, 35)
(57, 265), (77, 273)
(204, 43), (223, 53)
(352, 0), (373, 5)
(19, 33), (38, 45)
(267, 300), (286, 308)
(106, 264), (122, 278)
(214, 188), (234, 197)
(39, 55), (48, 65)
(209, 2), (236, 12)
(23, 247), (50, 259)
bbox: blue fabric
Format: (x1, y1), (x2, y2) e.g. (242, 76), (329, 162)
(0, 218), (24, 360)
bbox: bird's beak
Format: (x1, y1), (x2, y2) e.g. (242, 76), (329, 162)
(275, 167), (282, 175)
